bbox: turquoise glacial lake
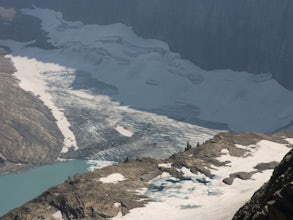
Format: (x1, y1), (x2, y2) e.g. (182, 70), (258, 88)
(0, 160), (89, 217)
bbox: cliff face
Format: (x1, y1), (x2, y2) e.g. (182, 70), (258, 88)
(1, 0), (292, 90)
(233, 148), (293, 220)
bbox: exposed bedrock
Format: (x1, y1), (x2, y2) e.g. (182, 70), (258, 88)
(1, 0), (292, 90)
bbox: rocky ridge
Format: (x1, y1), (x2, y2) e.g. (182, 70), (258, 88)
(1, 131), (292, 219)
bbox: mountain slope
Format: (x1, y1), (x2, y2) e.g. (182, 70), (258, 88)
(0, 48), (63, 173)
(1, 131), (291, 219)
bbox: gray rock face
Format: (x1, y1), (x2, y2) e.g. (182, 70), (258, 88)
(1, 0), (292, 90)
(233, 149), (293, 220)
(0, 54), (63, 173)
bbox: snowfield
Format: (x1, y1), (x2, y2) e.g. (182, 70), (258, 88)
(112, 140), (291, 220)
(1, 7), (293, 161)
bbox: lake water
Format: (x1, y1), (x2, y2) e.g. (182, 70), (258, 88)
(0, 160), (89, 217)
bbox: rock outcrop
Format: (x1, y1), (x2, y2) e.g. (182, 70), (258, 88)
(1, 0), (292, 90)
(233, 148), (293, 220)
(0, 50), (63, 173)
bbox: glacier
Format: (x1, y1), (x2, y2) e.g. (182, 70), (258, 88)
(1, 7), (293, 161)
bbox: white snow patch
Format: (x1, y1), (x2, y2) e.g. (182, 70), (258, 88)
(158, 163), (172, 169)
(51, 211), (63, 220)
(286, 138), (293, 145)
(6, 55), (78, 154)
(220, 148), (229, 154)
(114, 202), (121, 208)
(99, 173), (126, 184)
(235, 144), (248, 150)
(115, 126), (133, 137)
